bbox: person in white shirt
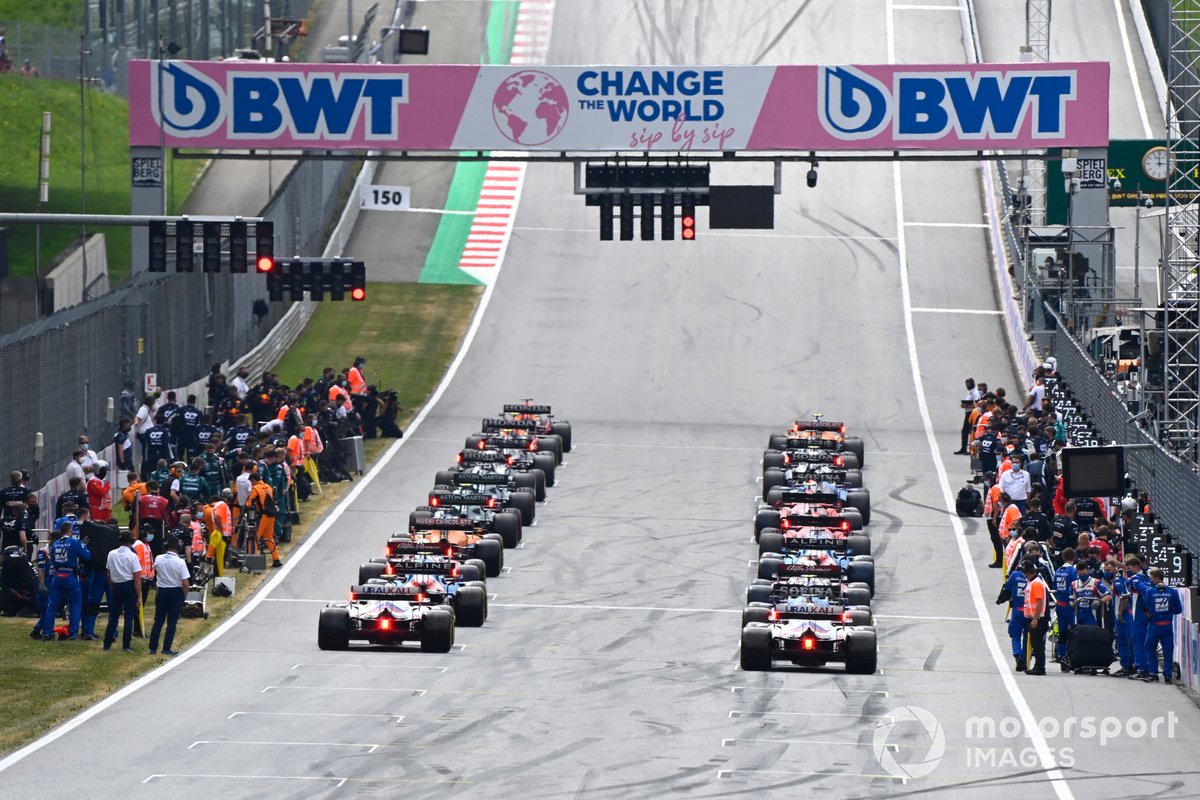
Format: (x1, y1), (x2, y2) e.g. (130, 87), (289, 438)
(955, 378), (981, 455)
(103, 531), (143, 652)
(77, 436), (98, 470)
(64, 451), (87, 483)
(231, 367), (251, 400)
(148, 538), (190, 656)
(998, 455), (1032, 514)
(1025, 375), (1046, 414)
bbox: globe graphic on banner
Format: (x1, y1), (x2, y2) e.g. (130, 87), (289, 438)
(492, 71), (570, 146)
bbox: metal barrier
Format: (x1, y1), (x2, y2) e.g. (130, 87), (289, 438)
(0, 155), (359, 486)
(1034, 306), (1200, 556)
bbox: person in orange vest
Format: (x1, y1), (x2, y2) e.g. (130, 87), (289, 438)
(1022, 560), (1050, 675)
(122, 471), (146, 524)
(247, 474), (282, 568)
(131, 524), (156, 637)
(286, 430), (312, 502)
(347, 357), (367, 396)
(983, 478), (1004, 568)
(328, 381), (353, 416)
(302, 420), (323, 496)
(207, 491), (232, 577)
(184, 514), (207, 567)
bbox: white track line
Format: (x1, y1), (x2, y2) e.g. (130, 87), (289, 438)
(1113, 0), (1153, 138)
(0, 244), (504, 775)
(894, 3), (1072, 798)
(911, 307), (1003, 315)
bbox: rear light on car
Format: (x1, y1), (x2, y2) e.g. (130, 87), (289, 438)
(430, 497), (439, 507)
(456, 454), (463, 464)
(384, 566), (394, 576)
(450, 566), (459, 578)
(783, 454), (791, 466)
(840, 424), (846, 434)
(529, 441), (537, 451)
(487, 498), (497, 508)
(415, 593), (425, 603)
(833, 455), (843, 467)
(841, 520), (850, 532)
(768, 608), (779, 621)
(507, 455), (514, 465)
(780, 519), (790, 529)
(802, 637), (815, 651)
(378, 617), (392, 631)
(444, 547), (454, 558)
(841, 611), (852, 623)
(477, 440), (486, 449)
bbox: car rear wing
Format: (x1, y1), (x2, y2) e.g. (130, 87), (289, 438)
(350, 583), (428, 600)
(408, 516), (478, 531)
(774, 450), (841, 465)
(780, 534), (848, 552)
(773, 561), (842, 576)
(481, 435), (534, 450)
(481, 417), (539, 432)
(776, 603), (848, 620)
(452, 472), (510, 486)
(776, 490), (842, 505)
(783, 437), (840, 451)
(503, 403), (552, 415)
(781, 515), (850, 532)
(387, 538), (462, 555)
(430, 491), (496, 507)
(458, 449), (508, 464)
(790, 420), (846, 432)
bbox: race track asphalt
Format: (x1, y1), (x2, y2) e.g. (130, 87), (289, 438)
(3, 2), (1198, 798)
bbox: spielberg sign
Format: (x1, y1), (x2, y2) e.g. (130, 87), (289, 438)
(128, 60), (1109, 152)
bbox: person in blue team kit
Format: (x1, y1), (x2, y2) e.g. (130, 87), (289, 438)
(998, 564), (1029, 671)
(1070, 561), (1110, 627)
(1109, 559), (1136, 677)
(40, 520), (91, 640)
(1143, 567), (1184, 684)
(1053, 547), (1078, 668)
(1126, 556), (1155, 681)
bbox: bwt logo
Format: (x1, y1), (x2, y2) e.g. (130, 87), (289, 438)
(818, 65), (1077, 141)
(150, 62), (409, 141)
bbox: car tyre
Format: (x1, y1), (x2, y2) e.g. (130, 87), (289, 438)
(492, 511), (522, 548)
(358, 562), (386, 584)
(740, 626), (773, 671)
(475, 538), (503, 577)
(420, 610), (455, 653)
(317, 608), (350, 651)
(845, 630), (877, 674)
(759, 530), (786, 559)
(456, 586), (487, 627)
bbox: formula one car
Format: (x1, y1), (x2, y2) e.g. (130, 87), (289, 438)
(370, 522), (504, 578)
(411, 486), (525, 547)
(354, 550), (489, 627)
(745, 574), (871, 608)
(768, 453), (864, 491)
(740, 592), (877, 673)
(475, 417), (565, 465)
(757, 533), (875, 595)
(755, 488), (868, 539)
(767, 417), (865, 469)
(452, 441), (555, 498)
(429, 471), (536, 530)
(497, 401), (572, 452)
(317, 580), (457, 651)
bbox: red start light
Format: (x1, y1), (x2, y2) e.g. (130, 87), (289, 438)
(378, 617), (392, 630)
(351, 287), (367, 301)
(682, 228), (695, 240)
(682, 215), (695, 227)
(256, 256), (274, 273)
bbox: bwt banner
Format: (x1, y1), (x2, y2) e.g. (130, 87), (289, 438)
(128, 60), (1109, 152)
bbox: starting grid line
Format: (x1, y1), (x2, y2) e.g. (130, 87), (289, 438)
(143, 773), (471, 786)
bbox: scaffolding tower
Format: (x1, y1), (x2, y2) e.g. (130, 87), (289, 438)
(1163, 1), (1200, 458)
(1022, 0), (1052, 226)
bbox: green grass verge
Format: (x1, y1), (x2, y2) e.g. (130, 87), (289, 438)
(0, 75), (202, 285)
(0, 282), (481, 755)
(0, 1), (82, 28)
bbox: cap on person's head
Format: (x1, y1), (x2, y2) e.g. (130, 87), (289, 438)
(56, 517), (73, 531)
